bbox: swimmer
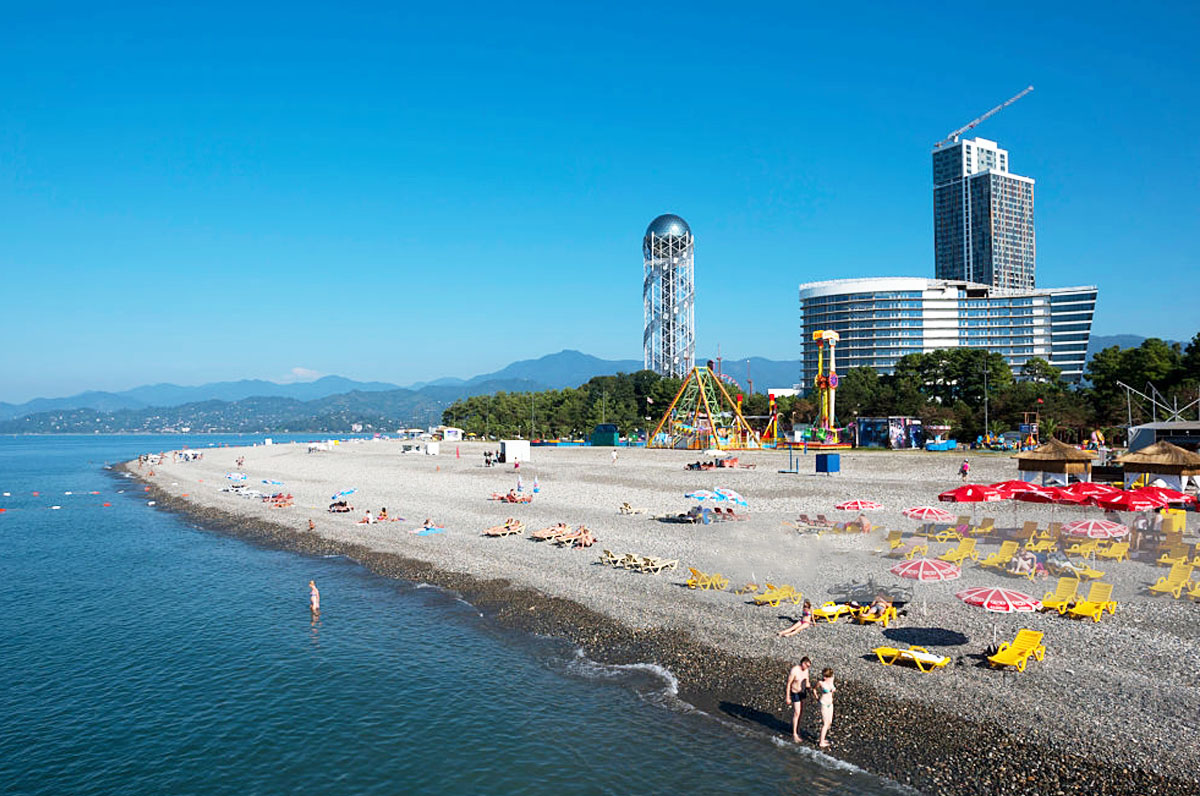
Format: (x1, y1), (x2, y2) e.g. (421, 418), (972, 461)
(309, 580), (320, 613)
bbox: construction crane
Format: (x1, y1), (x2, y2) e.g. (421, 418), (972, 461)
(933, 85), (1034, 149)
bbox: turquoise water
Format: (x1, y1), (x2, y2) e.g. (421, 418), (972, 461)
(0, 436), (899, 795)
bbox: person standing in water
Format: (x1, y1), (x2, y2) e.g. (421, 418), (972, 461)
(784, 657), (812, 743)
(309, 580), (320, 614)
(816, 667), (836, 748)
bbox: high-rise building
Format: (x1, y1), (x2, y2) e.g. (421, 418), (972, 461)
(933, 137), (1036, 290)
(642, 214), (695, 379)
(797, 277), (1096, 383)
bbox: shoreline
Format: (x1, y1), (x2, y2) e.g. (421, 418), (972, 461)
(120, 462), (1198, 796)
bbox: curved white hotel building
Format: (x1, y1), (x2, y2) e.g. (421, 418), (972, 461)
(797, 277), (1097, 384)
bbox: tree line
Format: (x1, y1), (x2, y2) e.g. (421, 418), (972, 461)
(441, 335), (1200, 444)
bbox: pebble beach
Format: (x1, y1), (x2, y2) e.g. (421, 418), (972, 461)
(126, 440), (1200, 795)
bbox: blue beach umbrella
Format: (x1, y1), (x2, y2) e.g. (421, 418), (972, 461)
(226, 472), (247, 481)
(331, 488), (357, 500)
(684, 490), (724, 502)
(715, 488), (748, 506)
(262, 479), (284, 486)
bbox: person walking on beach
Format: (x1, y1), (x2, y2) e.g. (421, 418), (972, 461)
(785, 657), (813, 743)
(611, 449), (618, 464)
(816, 667), (835, 749)
(309, 580), (320, 614)
(959, 459), (970, 482)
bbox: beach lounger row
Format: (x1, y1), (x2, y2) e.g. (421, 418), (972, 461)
(598, 550), (679, 574)
(876, 630), (1047, 675)
(1039, 578), (1119, 621)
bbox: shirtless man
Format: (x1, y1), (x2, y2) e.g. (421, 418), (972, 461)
(309, 580), (320, 614)
(784, 657), (813, 743)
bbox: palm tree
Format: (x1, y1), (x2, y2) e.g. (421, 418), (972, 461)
(1040, 416), (1060, 442)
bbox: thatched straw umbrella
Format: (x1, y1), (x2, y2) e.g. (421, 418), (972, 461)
(1116, 441), (1200, 492)
(1012, 438), (1098, 486)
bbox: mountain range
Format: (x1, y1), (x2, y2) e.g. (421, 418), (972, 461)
(0, 350), (806, 431)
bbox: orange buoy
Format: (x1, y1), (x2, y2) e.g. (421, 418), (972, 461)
(102, 502), (111, 507)
(32, 491), (39, 496)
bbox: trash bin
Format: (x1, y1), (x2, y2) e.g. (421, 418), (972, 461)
(816, 453), (841, 474)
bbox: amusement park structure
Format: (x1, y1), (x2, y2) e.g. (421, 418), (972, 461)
(808, 330), (851, 450)
(647, 364), (761, 450)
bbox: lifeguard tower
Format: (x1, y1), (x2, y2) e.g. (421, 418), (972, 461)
(808, 330), (851, 450)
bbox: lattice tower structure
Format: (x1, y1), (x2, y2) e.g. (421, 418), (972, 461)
(642, 214), (695, 379)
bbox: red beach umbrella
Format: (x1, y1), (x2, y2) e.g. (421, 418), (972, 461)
(1059, 482), (1119, 500)
(989, 480), (1044, 499)
(1013, 486), (1062, 505)
(903, 506), (956, 523)
(938, 484), (1002, 503)
(1133, 486), (1197, 506)
(889, 558), (962, 582)
(1051, 489), (1088, 506)
(835, 499), (883, 511)
(1096, 491), (1167, 513)
(1060, 519), (1129, 539)
(956, 586), (1042, 613)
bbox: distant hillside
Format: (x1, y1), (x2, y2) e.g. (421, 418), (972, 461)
(1087, 335), (1181, 360)
(0, 378), (542, 434)
(0, 349), (806, 425)
(0, 375), (404, 422)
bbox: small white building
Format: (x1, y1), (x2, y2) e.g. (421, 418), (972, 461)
(500, 439), (530, 464)
(436, 426), (464, 442)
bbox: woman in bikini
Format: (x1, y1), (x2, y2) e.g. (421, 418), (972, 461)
(816, 667), (836, 748)
(777, 600), (814, 636)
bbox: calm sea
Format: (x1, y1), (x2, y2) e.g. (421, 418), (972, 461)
(0, 435), (900, 795)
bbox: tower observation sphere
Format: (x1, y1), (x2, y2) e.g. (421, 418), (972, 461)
(642, 213), (695, 379)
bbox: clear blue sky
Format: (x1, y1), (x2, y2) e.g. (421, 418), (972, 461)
(2, 1), (1197, 401)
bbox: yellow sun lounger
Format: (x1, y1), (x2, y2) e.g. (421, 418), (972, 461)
(1064, 540), (1099, 558)
(1157, 545), (1190, 567)
(733, 582), (760, 595)
(686, 568), (729, 591)
(934, 525), (969, 543)
(902, 543), (929, 560)
(639, 557), (679, 574)
(1041, 576), (1080, 615)
(599, 549), (622, 566)
(978, 541), (1019, 570)
(885, 530), (904, 551)
(987, 629), (1045, 672)
(1149, 563), (1194, 598)
(1024, 538), (1057, 554)
(855, 605), (897, 628)
(1095, 542), (1129, 562)
(937, 537), (977, 565)
(812, 602), (853, 623)
(753, 585), (801, 606)
(1067, 582), (1117, 622)
(874, 645), (951, 672)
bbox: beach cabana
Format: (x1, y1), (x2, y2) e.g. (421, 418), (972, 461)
(1012, 438), (1097, 486)
(1115, 441), (1200, 491)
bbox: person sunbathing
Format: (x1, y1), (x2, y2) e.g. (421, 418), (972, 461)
(1009, 550), (1037, 576)
(378, 508), (389, 521)
(358, 511), (375, 524)
(865, 595), (892, 617)
(422, 517), (435, 530)
(777, 601), (814, 636)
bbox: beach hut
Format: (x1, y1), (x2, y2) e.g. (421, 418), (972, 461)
(1012, 438), (1097, 486)
(590, 423), (619, 447)
(499, 439), (530, 464)
(1116, 441), (1200, 491)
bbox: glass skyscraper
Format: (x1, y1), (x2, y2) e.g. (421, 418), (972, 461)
(933, 138), (1036, 290)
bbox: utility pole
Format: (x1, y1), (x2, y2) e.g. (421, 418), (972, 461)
(530, 393), (535, 441)
(602, 392), (607, 423)
(983, 352), (990, 435)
